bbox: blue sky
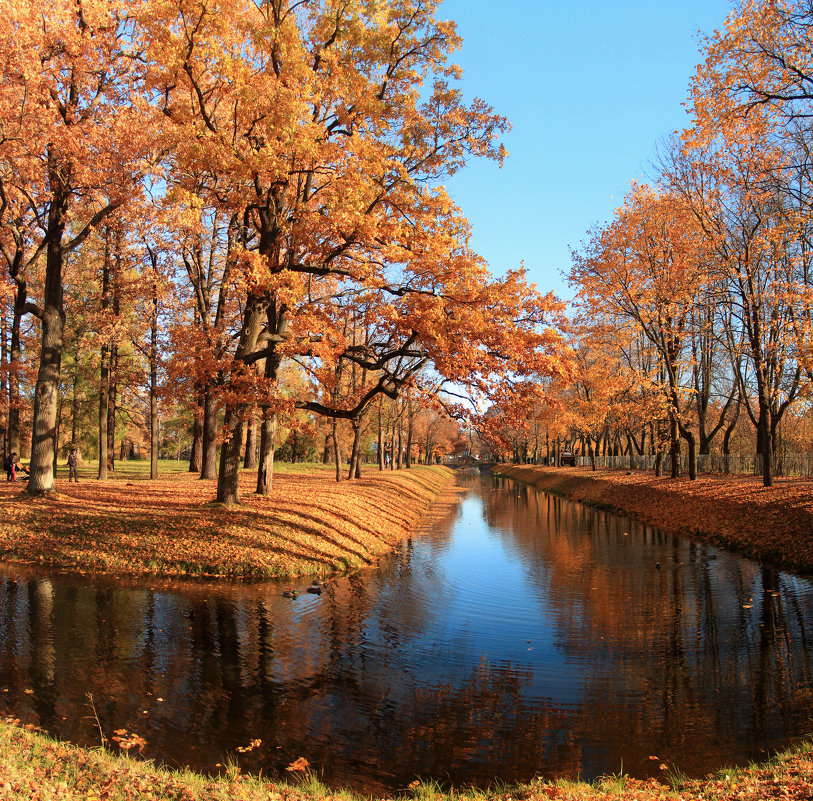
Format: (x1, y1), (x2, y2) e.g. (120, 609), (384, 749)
(438, 0), (731, 300)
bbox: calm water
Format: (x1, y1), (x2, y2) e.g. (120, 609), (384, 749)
(1, 472), (813, 792)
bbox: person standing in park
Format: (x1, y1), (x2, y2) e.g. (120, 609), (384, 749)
(67, 448), (79, 483)
(5, 453), (28, 482)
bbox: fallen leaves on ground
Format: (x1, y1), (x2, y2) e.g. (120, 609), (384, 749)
(0, 466), (454, 580)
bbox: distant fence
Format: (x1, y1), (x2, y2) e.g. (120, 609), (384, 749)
(570, 453), (813, 478)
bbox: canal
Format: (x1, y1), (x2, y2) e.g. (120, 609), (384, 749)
(1, 471), (812, 792)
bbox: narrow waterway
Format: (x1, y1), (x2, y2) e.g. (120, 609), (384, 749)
(1, 471), (812, 793)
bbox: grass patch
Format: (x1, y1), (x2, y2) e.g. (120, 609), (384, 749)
(2, 717), (813, 800)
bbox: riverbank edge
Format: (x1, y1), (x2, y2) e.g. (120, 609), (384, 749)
(0, 465), (455, 581)
(492, 464), (813, 574)
(2, 715), (813, 801)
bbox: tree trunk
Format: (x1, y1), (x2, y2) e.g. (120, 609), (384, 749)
(757, 403), (773, 487)
(107, 345), (117, 474)
(27, 189), (68, 495)
(7, 277), (25, 458)
(722, 399), (740, 475)
(680, 426), (697, 481)
(405, 396), (413, 467)
(348, 419), (362, 480)
(98, 343), (109, 481)
(256, 412), (276, 496)
(669, 414), (680, 478)
(216, 408), (245, 504)
(244, 418), (257, 469)
(201, 387), (218, 479)
(150, 285), (159, 480)
(189, 388), (204, 473)
(332, 418), (342, 482)
(0, 304), (7, 458)
(377, 399), (384, 471)
(70, 372), (79, 450)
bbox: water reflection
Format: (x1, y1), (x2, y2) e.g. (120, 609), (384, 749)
(0, 473), (812, 792)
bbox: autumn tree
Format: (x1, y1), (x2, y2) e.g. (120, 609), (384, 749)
(143, 0), (570, 504)
(0, 0), (155, 493)
(570, 184), (713, 479)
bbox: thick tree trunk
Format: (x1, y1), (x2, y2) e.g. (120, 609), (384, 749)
(348, 418), (363, 480)
(149, 281), (159, 480)
(27, 193), (68, 495)
(256, 412), (276, 496)
(0, 308), (6, 457)
(216, 408), (245, 504)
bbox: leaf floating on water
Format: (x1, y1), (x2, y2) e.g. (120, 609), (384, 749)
(286, 756), (310, 773)
(236, 738), (262, 753)
(111, 728), (147, 752)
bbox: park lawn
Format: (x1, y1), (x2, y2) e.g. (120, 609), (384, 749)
(495, 465), (813, 574)
(0, 464), (453, 579)
(46, 458), (335, 482)
(1, 715), (813, 800)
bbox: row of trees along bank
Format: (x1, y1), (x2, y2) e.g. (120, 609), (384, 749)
(488, 0), (813, 488)
(0, 0), (569, 501)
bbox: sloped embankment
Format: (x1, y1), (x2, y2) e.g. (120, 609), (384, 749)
(0, 465), (455, 579)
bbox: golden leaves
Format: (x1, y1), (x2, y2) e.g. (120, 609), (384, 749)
(0, 465), (455, 579)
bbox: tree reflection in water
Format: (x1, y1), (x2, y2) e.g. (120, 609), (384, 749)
(0, 473), (812, 792)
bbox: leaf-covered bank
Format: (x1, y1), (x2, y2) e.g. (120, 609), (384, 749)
(2, 715), (813, 801)
(0, 466), (453, 580)
(495, 465), (813, 573)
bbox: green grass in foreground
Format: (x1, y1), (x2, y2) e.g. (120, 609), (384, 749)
(2, 715), (813, 800)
